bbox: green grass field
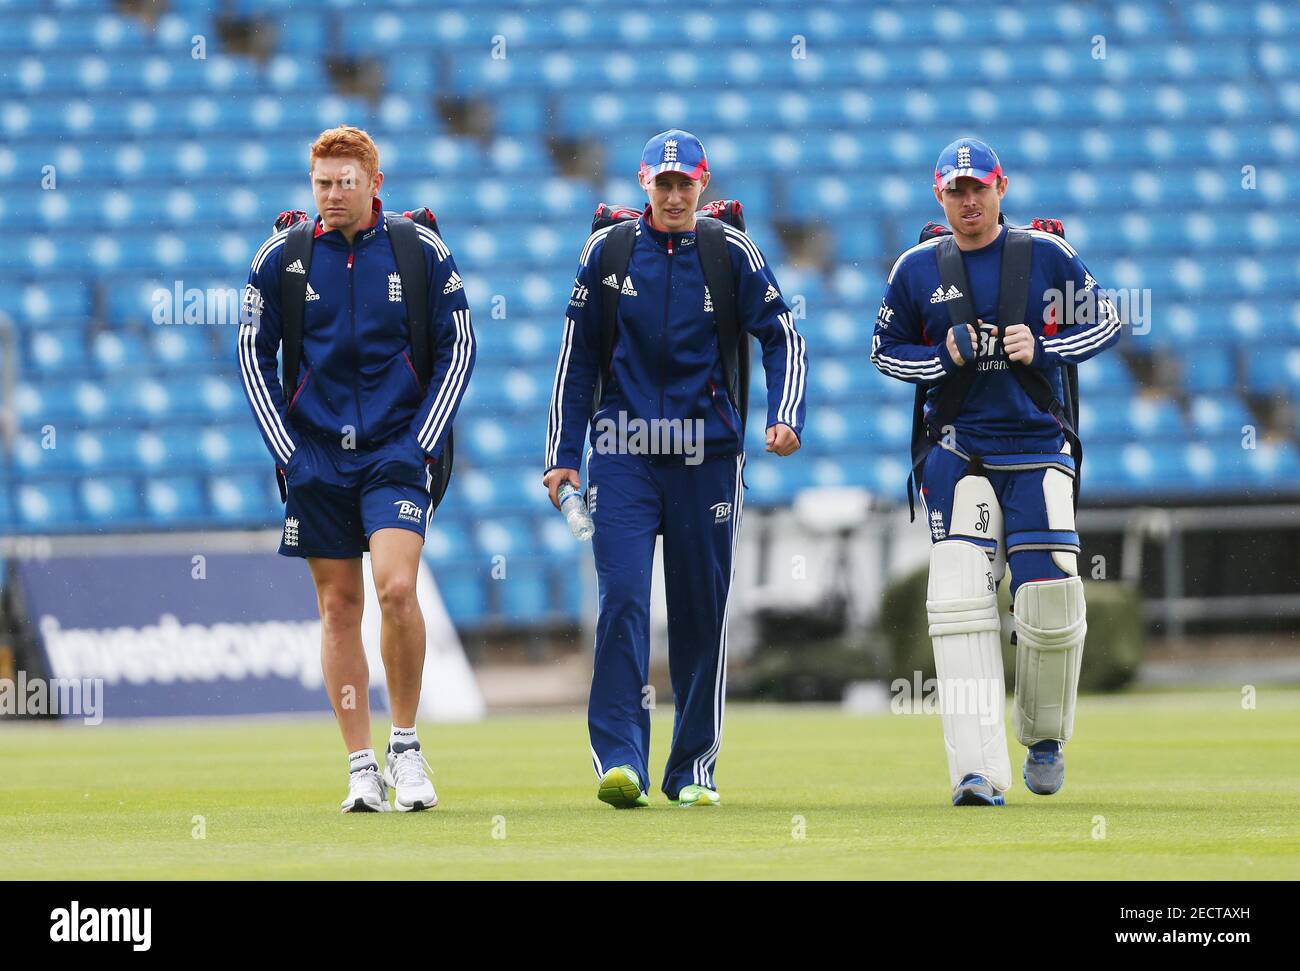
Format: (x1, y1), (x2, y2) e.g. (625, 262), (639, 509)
(3, 689), (1299, 879)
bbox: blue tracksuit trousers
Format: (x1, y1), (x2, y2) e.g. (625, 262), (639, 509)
(586, 448), (746, 800)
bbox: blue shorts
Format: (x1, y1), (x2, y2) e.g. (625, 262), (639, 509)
(920, 442), (1080, 598)
(278, 430), (433, 559)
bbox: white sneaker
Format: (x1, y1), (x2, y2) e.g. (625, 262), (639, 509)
(384, 745), (438, 812)
(340, 766), (391, 813)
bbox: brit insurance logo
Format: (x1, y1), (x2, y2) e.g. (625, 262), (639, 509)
(569, 279), (589, 309)
(393, 500), (423, 524)
(876, 300), (895, 328)
(241, 284), (264, 315)
(711, 501), (732, 524)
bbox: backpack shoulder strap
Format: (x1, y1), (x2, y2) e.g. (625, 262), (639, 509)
(997, 228), (1033, 338)
(278, 219), (316, 398)
(385, 213), (433, 386)
(999, 229), (1064, 416)
(595, 220), (637, 413)
(695, 216), (747, 430)
(924, 234), (980, 429)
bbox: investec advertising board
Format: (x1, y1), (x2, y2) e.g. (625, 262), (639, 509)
(10, 552), (378, 718)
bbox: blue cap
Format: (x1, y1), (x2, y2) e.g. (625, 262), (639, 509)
(934, 137), (1004, 190)
(639, 129), (709, 185)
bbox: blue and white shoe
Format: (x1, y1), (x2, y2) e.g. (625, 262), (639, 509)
(952, 773), (1006, 806)
(1023, 740), (1065, 795)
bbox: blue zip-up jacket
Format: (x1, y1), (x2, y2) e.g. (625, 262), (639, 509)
(238, 200), (475, 469)
(870, 222), (1120, 455)
(545, 212), (807, 472)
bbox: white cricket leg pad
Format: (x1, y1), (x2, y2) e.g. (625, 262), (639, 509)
(1013, 576), (1087, 745)
(926, 540), (1011, 793)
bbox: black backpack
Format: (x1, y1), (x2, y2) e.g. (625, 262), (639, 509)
(590, 199), (753, 431)
(906, 215), (1082, 519)
(271, 206), (454, 506)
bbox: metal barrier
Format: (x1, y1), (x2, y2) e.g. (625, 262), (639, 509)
(1078, 504), (1300, 638)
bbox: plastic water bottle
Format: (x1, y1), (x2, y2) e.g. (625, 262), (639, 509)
(557, 482), (594, 541)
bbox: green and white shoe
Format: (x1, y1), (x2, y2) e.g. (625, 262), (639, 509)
(670, 784), (721, 807)
(597, 765), (649, 809)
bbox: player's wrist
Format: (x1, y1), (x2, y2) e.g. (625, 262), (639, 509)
(1031, 337), (1055, 368)
(936, 339), (959, 373)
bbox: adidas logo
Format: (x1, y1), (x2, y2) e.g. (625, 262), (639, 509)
(930, 285), (963, 304)
(285, 259), (305, 274)
(305, 283), (320, 302)
(764, 284), (780, 304)
(443, 271), (464, 295)
(703, 286), (713, 313)
(620, 275), (637, 297)
(602, 273), (619, 289)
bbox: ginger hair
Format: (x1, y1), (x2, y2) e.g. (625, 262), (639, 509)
(309, 125), (380, 178)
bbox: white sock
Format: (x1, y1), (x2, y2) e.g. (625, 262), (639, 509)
(348, 748), (378, 774)
(390, 726), (419, 754)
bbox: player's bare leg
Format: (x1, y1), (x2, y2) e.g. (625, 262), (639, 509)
(369, 527), (437, 811)
(308, 556), (387, 812)
(309, 556), (370, 749)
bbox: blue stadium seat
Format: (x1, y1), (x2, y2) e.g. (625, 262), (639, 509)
(23, 327), (88, 377)
(207, 471), (278, 523)
(495, 559), (553, 624)
(15, 480), (81, 530)
(1188, 394), (1254, 438)
(1245, 346), (1300, 395)
(1078, 395), (1186, 443)
(144, 476), (206, 523)
(432, 560), (488, 627)
(80, 476), (143, 524)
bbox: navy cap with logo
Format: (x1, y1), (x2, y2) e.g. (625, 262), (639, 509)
(639, 129), (709, 186)
(934, 137), (1004, 190)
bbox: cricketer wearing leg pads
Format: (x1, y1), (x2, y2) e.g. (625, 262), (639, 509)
(925, 446), (1087, 795)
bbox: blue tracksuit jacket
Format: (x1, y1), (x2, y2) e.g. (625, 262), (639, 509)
(238, 201), (475, 468)
(545, 212), (807, 472)
(870, 222), (1119, 455)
